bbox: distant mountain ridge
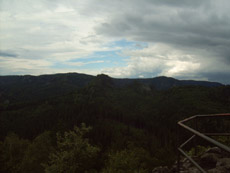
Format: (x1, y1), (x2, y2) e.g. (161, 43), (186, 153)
(0, 73), (223, 104)
(0, 72), (223, 90)
(113, 75), (223, 90)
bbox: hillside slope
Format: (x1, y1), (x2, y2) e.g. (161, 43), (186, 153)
(0, 73), (223, 104)
(0, 73), (229, 172)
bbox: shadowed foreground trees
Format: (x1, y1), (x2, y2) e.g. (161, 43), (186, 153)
(102, 147), (155, 173)
(0, 124), (164, 173)
(0, 132), (53, 173)
(0, 125), (100, 173)
(43, 124), (100, 173)
(0, 133), (29, 173)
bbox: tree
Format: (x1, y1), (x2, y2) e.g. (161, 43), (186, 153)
(0, 133), (30, 173)
(20, 131), (55, 173)
(43, 124), (100, 173)
(102, 147), (155, 173)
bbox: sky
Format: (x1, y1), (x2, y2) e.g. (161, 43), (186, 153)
(0, 0), (230, 84)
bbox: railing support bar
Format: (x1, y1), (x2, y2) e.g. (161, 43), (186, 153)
(178, 121), (230, 153)
(178, 148), (206, 173)
(180, 135), (196, 148)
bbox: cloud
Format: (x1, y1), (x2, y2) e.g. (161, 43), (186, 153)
(103, 42), (230, 83)
(0, 56), (52, 75)
(0, 0), (111, 58)
(95, 0), (230, 83)
(65, 60), (104, 67)
(96, 0), (230, 50)
(0, 0), (230, 84)
(0, 56), (102, 76)
(102, 44), (201, 78)
(0, 51), (18, 57)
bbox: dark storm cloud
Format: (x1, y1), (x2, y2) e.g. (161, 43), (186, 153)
(95, 0), (230, 83)
(96, 1), (230, 49)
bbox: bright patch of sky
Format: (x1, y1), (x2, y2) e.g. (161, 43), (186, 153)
(52, 39), (147, 71)
(106, 39), (147, 50)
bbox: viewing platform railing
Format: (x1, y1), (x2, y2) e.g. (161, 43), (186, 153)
(177, 113), (230, 173)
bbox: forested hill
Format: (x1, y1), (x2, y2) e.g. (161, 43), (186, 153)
(0, 73), (223, 104)
(113, 76), (222, 89)
(0, 73), (229, 172)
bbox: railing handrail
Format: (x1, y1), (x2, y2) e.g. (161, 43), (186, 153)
(177, 113), (230, 173)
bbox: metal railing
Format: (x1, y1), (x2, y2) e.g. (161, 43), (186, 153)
(177, 113), (230, 173)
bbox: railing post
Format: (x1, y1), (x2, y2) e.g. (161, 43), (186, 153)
(194, 117), (198, 156)
(177, 151), (180, 173)
(177, 124), (180, 173)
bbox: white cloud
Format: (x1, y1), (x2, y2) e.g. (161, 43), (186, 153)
(65, 60), (104, 66)
(0, 56), (103, 76)
(164, 61), (200, 77)
(0, 0), (112, 61)
(102, 44), (201, 78)
(0, 56), (52, 75)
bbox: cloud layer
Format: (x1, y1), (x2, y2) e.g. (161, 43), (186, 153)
(96, 0), (230, 83)
(0, 0), (230, 84)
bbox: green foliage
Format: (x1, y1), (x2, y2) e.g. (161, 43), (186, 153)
(102, 147), (154, 173)
(188, 145), (209, 157)
(213, 136), (230, 146)
(43, 124), (100, 173)
(20, 131), (55, 173)
(0, 76), (230, 172)
(0, 133), (30, 173)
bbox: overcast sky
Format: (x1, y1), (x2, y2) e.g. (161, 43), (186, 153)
(0, 0), (230, 84)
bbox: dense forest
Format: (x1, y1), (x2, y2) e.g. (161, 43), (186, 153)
(0, 73), (230, 173)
